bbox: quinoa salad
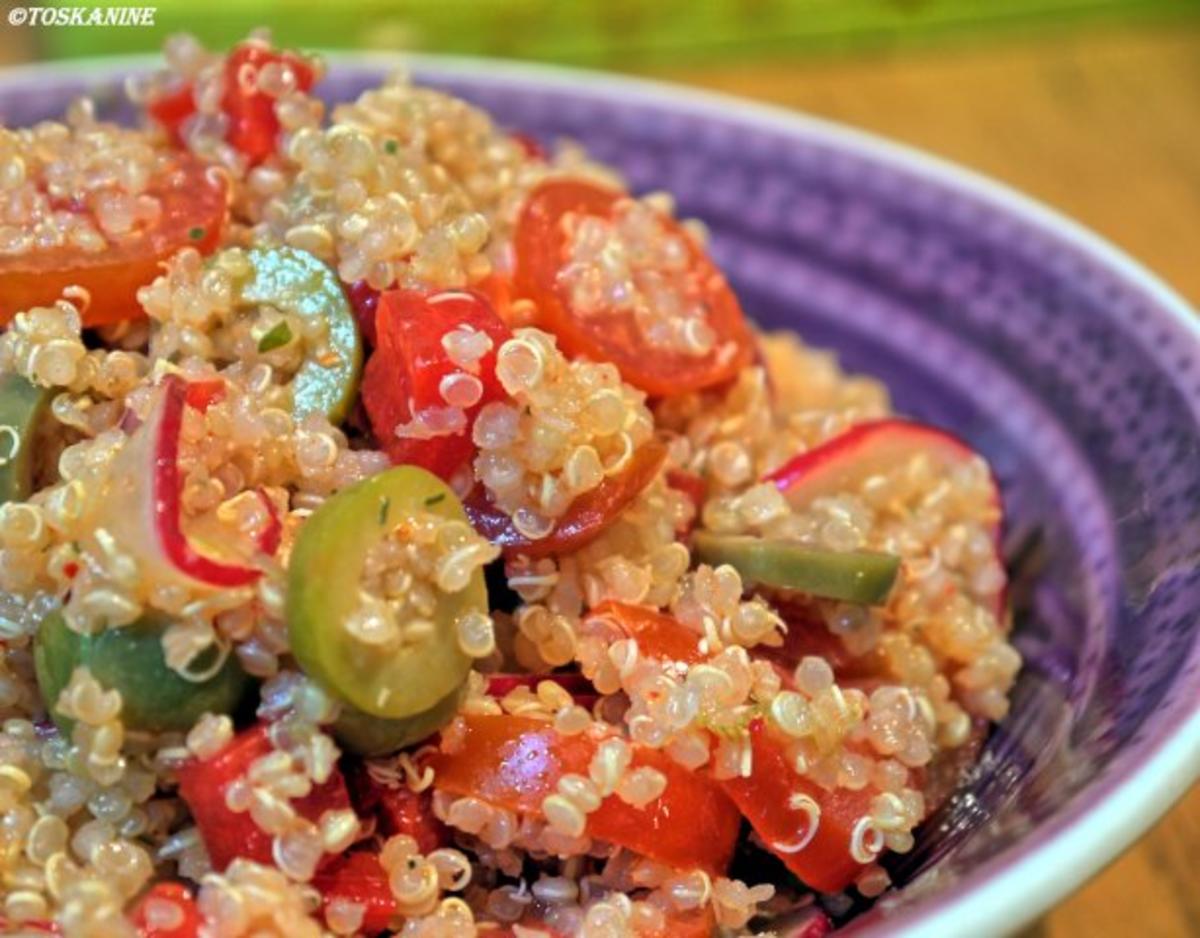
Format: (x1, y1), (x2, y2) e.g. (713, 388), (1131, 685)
(0, 33), (1021, 938)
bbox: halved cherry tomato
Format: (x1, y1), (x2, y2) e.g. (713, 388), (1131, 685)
(587, 601), (705, 665)
(131, 882), (201, 938)
(0, 154), (226, 325)
(312, 852), (397, 935)
(429, 713), (740, 873)
(149, 41), (317, 166)
(720, 720), (877, 894)
(514, 178), (753, 397)
(362, 289), (511, 482)
(177, 723), (353, 872)
(465, 438), (667, 559)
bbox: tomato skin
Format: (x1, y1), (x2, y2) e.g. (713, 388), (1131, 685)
(312, 852), (397, 935)
(148, 42), (316, 166)
(719, 720), (876, 894)
(346, 763), (447, 855)
(465, 438), (667, 559)
(362, 289), (511, 482)
(177, 724), (354, 872)
(429, 713), (741, 874)
(132, 882), (201, 938)
(587, 601), (705, 665)
(514, 178), (753, 397)
(0, 154), (226, 326)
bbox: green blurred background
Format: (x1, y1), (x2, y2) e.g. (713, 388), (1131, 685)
(17, 0), (1200, 63)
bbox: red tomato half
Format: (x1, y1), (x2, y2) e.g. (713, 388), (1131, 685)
(0, 154), (226, 325)
(429, 713), (741, 874)
(514, 179), (754, 397)
(362, 289), (511, 481)
(148, 41), (317, 166)
(465, 438), (667, 559)
(176, 723), (353, 872)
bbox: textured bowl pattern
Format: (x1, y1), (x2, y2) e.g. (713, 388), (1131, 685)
(2, 58), (1199, 936)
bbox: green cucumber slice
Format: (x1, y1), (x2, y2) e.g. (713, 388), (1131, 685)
(0, 373), (52, 506)
(287, 466), (482, 720)
(34, 610), (252, 734)
(239, 246), (362, 424)
(693, 532), (900, 605)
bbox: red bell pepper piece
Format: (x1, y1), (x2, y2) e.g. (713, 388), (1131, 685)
(177, 723), (353, 872)
(346, 763), (447, 856)
(312, 852), (397, 935)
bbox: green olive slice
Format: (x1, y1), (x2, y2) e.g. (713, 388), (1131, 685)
(693, 532), (900, 605)
(287, 466), (483, 720)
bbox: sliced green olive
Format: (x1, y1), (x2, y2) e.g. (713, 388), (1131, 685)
(693, 532), (900, 605)
(33, 610), (253, 734)
(332, 683), (465, 757)
(287, 466), (482, 720)
(0, 373), (52, 506)
(239, 246), (362, 424)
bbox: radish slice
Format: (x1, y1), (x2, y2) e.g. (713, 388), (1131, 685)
(766, 419), (1005, 618)
(104, 376), (262, 590)
(766, 418), (1001, 536)
(255, 488), (283, 556)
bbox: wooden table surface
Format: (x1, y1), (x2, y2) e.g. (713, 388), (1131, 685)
(647, 21), (1200, 938)
(1, 17), (1198, 938)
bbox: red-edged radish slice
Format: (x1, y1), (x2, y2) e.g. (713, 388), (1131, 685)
(254, 488), (284, 557)
(104, 376), (262, 590)
(765, 419), (1005, 617)
(766, 419), (999, 532)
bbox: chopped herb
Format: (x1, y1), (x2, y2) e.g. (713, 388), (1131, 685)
(257, 321), (293, 353)
(378, 496), (391, 526)
(383, 139), (399, 154)
(424, 492), (446, 507)
(188, 226), (206, 241)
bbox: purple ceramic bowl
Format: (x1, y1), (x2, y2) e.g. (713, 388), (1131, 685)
(3, 54), (1199, 938)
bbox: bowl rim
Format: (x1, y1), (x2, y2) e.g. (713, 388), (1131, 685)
(3, 49), (1199, 938)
